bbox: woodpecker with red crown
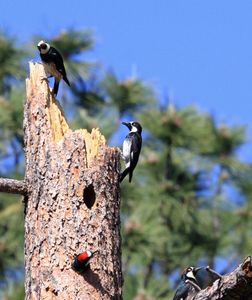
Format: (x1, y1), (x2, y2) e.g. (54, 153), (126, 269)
(72, 250), (97, 273)
(120, 121), (142, 183)
(37, 40), (70, 96)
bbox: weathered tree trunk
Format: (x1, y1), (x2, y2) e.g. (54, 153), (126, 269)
(23, 63), (122, 299)
(193, 256), (252, 300)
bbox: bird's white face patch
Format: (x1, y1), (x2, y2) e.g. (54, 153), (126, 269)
(130, 124), (138, 133)
(37, 40), (44, 47)
(186, 270), (196, 280)
(86, 250), (92, 257)
(38, 40), (50, 54)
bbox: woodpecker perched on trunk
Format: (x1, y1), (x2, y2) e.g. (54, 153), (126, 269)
(72, 250), (97, 273)
(120, 121), (142, 183)
(173, 267), (201, 300)
(193, 266), (222, 289)
(37, 40), (70, 96)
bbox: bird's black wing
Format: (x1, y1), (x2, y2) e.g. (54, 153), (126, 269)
(48, 47), (67, 77)
(50, 47), (70, 86)
(173, 282), (189, 300)
(130, 132), (142, 169)
(173, 280), (200, 300)
(194, 266), (221, 289)
(120, 133), (141, 183)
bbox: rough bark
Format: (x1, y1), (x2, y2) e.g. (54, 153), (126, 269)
(24, 63), (122, 299)
(0, 178), (27, 195)
(193, 256), (252, 300)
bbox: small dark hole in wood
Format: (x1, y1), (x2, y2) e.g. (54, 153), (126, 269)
(83, 184), (96, 209)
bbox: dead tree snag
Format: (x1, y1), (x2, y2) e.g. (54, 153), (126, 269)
(23, 63), (122, 299)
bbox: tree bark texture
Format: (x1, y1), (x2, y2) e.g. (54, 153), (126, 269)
(24, 63), (122, 299)
(193, 256), (252, 300)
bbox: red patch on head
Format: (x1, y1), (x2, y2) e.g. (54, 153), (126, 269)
(77, 252), (90, 262)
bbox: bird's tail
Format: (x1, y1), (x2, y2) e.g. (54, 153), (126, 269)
(64, 76), (71, 87)
(53, 79), (60, 96)
(120, 168), (133, 183)
(120, 168), (129, 183)
(128, 170), (133, 183)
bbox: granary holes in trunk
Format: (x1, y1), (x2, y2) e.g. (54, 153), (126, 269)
(83, 184), (96, 209)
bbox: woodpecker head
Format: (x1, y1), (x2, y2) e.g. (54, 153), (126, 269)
(72, 250), (98, 273)
(76, 250), (97, 263)
(122, 121), (142, 134)
(37, 40), (50, 54)
(182, 267), (196, 282)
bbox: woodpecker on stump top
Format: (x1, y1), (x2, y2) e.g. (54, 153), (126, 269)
(37, 40), (70, 96)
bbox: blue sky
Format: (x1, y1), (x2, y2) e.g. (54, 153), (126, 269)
(1, 0), (252, 160)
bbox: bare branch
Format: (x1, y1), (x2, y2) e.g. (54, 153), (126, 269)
(193, 256), (252, 300)
(0, 177), (27, 195)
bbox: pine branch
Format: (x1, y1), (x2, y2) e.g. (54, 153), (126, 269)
(193, 256), (252, 300)
(0, 177), (27, 195)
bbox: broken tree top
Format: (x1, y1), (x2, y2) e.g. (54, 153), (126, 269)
(26, 62), (107, 167)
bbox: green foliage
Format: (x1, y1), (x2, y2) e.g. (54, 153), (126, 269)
(0, 192), (24, 292)
(1, 280), (25, 300)
(120, 100), (250, 298)
(0, 88), (24, 148)
(0, 33), (27, 95)
(101, 71), (156, 116)
(0, 29), (251, 300)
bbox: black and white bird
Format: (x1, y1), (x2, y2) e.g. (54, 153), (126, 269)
(120, 121), (142, 183)
(173, 267), (201, 300)
(37, 40), (70, 96)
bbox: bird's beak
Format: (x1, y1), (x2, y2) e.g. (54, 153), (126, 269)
(37, 45), (41, 51)
(92, 250), (98, 256)
(122, 122), (131, 130)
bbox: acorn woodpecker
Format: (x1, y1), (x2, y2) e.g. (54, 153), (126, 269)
(173, 267), (201, 300)
(120, 121), (142, 183)
(193, 266), (222, 289)
(71, 250), (97, 273)
(37, 40), (70, 96)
